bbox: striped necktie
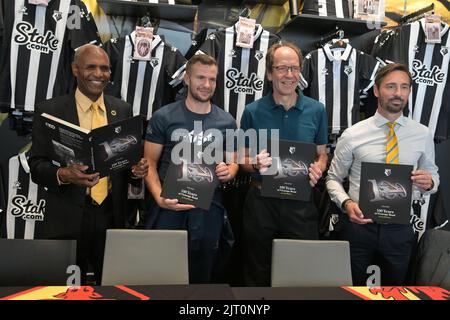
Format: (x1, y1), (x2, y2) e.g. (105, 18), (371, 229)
(90, 103), (108, 205)
(386, 122), (399, 164)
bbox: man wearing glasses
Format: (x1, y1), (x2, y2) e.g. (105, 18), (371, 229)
(239, 42), (328, 286)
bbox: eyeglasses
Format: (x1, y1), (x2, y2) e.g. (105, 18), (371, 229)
(272, 65), (301, 73)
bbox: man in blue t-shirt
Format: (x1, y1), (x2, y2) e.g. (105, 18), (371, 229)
(144, 54), (238, 284)
(240, 42), (328, 287)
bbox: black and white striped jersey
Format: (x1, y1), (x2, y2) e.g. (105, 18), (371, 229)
(0, 0), (100, 113)
(302, 0), (351, 18)
(104, 33), (186, 120)
(372, 19), (450, 143)
(301, 43), (380, 134)
(0, 152), (47, 240)
(197, 23), (281, 125)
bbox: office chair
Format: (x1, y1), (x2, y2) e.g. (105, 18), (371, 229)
(101, 229), (189, 285)
(0, 238), (76, 286)
(271, 239), (352, 287)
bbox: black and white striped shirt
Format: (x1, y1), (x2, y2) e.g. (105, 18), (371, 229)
(0, 0), (100, 112)
(301, 43), (380, 134)
(372, 19), (450, 142)
(197, 23), (281, 125)
(1, 152), (47, 240)
(104, 33), (186, 120)
(302, 0), (351, 18)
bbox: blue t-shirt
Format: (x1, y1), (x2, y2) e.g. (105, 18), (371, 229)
(145, 100), (237, 181)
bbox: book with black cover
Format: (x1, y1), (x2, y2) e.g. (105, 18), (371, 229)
(359, 162), (413, 225)
(41, 113), (143, 178)
(261, 139), (316, 201)
(161, 152), (219, 210)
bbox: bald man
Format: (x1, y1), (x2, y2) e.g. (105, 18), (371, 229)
(29, 44), (148, 284)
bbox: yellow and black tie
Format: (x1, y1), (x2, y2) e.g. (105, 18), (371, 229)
(90, 103), (108, 205)
(386, 122), (399, 164)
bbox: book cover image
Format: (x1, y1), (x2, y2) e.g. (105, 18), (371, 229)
(162, 160), (219, 210)
(261, 139), (316, 201)
(90, 117), (143, 177)
(43, 113), (143, 177)
(359, 162), (413, 225)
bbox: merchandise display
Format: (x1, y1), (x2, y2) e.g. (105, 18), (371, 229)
(104, 32), (186, 119)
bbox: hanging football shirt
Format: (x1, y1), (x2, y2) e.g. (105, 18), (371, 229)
(104, 32), (186, 120)
(197, 23), (281, 125)
(0, 0), (100, 113)
(301, 42), (380, 134)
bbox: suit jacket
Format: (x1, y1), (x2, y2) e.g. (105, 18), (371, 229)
(29, 93), (136, 240)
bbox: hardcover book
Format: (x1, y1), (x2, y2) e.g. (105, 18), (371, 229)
(261, 139), (316, 201)
(41, 113), (143, 178)
(359, 162), (413, 225)
(161, 158), (219, 210)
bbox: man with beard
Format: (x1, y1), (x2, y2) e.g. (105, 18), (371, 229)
(326, 63), (439, 285)
(143, 54), (238, 283)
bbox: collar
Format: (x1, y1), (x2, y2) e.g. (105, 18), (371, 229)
(75, 88), (106, 113)
(419, 18), (449, 38)
(373, 111), (407, 128)
(233, 22), (264, 41)
(129, 31), (163, 52)
(323, 42), (353, 62)
(269, 91), (303, 111)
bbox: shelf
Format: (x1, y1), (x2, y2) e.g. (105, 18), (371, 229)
(280, 13), (387, 35)
(97, 0), (198, 21)
(278, 14), (387, 54)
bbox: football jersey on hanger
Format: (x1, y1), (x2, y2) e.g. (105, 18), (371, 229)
(0, 0), (100, 113)
(0, 152), (47, 239)
(302, 0), (351, 18)
(104, 32), (186, 120)
(301, 42), (381, 134)
(196, 23), (281, 125)
(372, 19), (450, 143)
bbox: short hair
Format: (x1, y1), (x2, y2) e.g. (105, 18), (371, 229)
(73, 44), (109, 66)
(374, 63), (412, 88)
(186, 54), (217, 75)
(266, 41), (303, 74)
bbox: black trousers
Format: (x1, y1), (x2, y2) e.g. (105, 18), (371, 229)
(77, 195), (114, 285)
(243, 186), (319, 287)
(339, 216), (415, 286)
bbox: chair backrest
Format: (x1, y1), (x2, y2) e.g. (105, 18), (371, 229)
(271, 239), (352, 287)
(0, 238), (76, 286)
(101, 229), (189, 285)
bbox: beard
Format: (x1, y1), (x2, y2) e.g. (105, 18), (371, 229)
(188, 86), (213, 103)
(383, 98), (407, 114)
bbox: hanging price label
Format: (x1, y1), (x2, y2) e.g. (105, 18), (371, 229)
(236, 17), (256, 49)
(28, 0), (50, 6)
(424, 14), (442, 44)
(133, 26), (154, 61)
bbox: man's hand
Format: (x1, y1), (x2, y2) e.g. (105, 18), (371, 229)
(58, 164), (100, 187)
(308, 162), (323, 187)
(411, 170), (433, 191)
(157, 197), (195, 211)
(345, 200), (373, 225)
(215, 162), (235, 183)
(131, 158), (149, 179)
(255, 149), (272, 174)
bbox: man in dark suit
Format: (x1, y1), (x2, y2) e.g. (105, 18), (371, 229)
(29, 44), (148, 284)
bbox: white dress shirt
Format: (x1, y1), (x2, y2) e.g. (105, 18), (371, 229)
(326, 111), (439, 209)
